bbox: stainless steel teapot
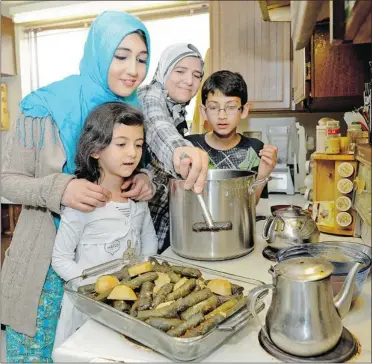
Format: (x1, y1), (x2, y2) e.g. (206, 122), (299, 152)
(247, 256), (362, 357)
(262, 205), (320, 248)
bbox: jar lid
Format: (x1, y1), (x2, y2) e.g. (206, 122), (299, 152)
(275, 257), (334, 281)
(348, 123), (362, 130)
(336, 196), (352, 211)
(337, 179), (354, 194)
(336, 212), (353, 227)
(338, 162), (354, 177)
(326, 120), (340, 127)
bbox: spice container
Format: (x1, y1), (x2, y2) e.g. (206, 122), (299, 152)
(316, 125), (327, 153)
(335, 196), (352, 212)
(325, 120), (341, 154)
(340, 137), (350, 154)
(347, 123), (363, 154)
(336, 211), (353, 227)
(338, 162), (354, 178)
(337, 178), (354, 194)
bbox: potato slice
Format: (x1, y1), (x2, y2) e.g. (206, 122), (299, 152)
(95, 275), (120, 294)
(173, 277), (188, 292)
(154, 272), (171, 288)
(155, 300), (175, 309)
(128, 261), (153, 277)
(107, 285), (137, 301)
(206, 279), (232, 296)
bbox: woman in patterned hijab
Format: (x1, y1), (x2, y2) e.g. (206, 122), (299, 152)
(138, 43), (207, 253)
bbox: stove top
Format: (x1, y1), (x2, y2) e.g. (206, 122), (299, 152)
(258, 326), (359, 362)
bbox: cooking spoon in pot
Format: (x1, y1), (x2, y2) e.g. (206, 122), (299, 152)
(178, 152), (233, 232)
(193, 193), (233, 232)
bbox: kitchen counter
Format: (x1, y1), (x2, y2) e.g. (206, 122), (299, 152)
(52, 194), (372, 363)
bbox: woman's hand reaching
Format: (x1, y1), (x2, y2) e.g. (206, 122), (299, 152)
(61, 179), (112, 212)
(173, 146), (209, 194)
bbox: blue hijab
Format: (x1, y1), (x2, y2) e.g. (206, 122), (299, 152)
(19, 11), (151, 174)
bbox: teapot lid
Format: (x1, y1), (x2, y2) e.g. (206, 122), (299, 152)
(274, 205), (306, 218)
(274, 257), (334, 281)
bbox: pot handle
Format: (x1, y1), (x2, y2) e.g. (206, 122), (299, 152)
(248, 176), (271, 194)
(262, 216), (275, 241)
(247, 284), (275, 341)
(218, 301), (265, 331)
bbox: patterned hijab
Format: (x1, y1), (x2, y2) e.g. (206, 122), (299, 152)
(152, 43), (204, 135)
(18, 11), (151, 174)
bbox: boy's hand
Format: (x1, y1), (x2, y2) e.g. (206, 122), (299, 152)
(257, 144), (278, 179)
(173, 146), (209, 194)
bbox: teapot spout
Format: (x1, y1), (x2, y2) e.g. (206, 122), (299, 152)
(333, 262), (363, 319)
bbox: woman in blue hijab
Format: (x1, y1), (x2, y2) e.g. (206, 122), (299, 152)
(1, 11), (151, 362)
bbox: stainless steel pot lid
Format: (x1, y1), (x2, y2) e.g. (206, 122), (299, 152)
(276, 244), (372, 275)
(274, 257), (334, 281)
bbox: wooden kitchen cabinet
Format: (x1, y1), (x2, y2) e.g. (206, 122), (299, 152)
(312, 24), (366, 98)
(293, 47), (309, 105)
(312, 153), (358, 236)
(1, 16), (17, 76)
(293, 22), (370, 111)
(210, 1), (291, 110)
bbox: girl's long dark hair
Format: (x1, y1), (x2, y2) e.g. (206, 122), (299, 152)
(75, 102), (144, 182)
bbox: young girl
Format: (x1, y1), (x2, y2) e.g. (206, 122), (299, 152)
(51, 102), (158, 348)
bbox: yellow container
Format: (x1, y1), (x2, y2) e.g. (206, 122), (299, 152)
(325, 137), (340, 154)
(325, 120), (341, 154)
(340, 137), (350, 154)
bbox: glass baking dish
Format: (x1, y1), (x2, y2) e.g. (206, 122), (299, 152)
(64, 254), (267, 362)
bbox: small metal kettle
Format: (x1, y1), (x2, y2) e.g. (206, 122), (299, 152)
(247, 256), (362, 357)
(262, 205), (320, 247)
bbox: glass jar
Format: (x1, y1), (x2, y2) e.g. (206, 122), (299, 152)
(325, 120), (340, 154)
(347, 123), (363, 154)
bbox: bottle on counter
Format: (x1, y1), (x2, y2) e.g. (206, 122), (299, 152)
(347, 122), (363, 154)
(325, 119), (341, 154)
(316, 125), (327, 153)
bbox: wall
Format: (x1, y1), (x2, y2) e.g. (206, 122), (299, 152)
(1, 23), (23, 153)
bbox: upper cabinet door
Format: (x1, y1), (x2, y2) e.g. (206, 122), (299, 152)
(210, 0), (291, 110)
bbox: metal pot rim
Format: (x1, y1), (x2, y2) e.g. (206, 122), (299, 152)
(170, 169), (256, 182)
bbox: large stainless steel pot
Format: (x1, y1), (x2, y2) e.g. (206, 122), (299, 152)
(169, 169), (267, 260)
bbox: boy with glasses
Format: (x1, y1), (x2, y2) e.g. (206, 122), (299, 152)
(186, 70), (278, 202)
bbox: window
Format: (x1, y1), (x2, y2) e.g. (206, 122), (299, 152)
(23, 13), (209, 121)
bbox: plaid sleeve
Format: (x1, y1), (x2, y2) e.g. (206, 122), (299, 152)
(138, 86), (192, 175)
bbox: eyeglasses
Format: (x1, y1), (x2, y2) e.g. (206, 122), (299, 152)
(205, 105), (243, 116)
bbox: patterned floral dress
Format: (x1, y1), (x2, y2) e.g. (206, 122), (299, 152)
(6, 265), (64, 362)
